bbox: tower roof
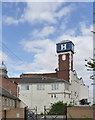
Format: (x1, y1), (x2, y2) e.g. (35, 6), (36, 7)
(59, 40), (71, 43)
(57, 40), (74, 45)
(0, 61), (7, 71)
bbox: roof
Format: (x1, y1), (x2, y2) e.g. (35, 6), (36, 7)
(8, 78), (21, 84)
(0, 61), (7, 71)
(59, 40), (71, 43)
(56, 40), (74, 46)
(18, 76), (70, 84)
(0, 87), (20, 101)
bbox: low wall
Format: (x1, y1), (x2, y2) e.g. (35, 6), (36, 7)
(67, 106), (95, 119)
(2, 108), (25, 120)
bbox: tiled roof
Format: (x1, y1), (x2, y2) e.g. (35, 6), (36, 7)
(18, 76), (70, 84)
(0, 87), (20, 100)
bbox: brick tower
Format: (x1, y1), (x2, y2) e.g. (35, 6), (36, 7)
(56, 40), (74, 83)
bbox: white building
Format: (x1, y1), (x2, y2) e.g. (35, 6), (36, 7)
(18, 40), (89, 113)
(70, 70), (89, 105)
(18, 77), (71, 113)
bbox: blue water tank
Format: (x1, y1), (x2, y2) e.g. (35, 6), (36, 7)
(56, 40), (74, 54)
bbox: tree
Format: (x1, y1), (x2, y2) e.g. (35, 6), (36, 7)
(48, 101), (67, 115)
(48, 101), (73, 115)
(85, 58), (95, 80)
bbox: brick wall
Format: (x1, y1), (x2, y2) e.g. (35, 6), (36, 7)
(2, 108), (25, 119)
(67, 106), (95, 119)
(0, 77), (17, 96)
(57, 54), (69, 82)
(20, 73), (57, 78)
(0, 96), (2, 120)
(20, 53), (71, 83)
(8, 78), (21, 84)
(2, 96), (16, 110)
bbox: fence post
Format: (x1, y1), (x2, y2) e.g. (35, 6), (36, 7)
(44, 106), (46, 119)
(35, 106), (37, 120)
(65, 105), (67, 120)
(24, 107), (27, 120)
(4, 110), (6, 120)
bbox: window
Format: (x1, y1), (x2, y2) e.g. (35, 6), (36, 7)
(54, 94), (56, 98)
(10, 100), (11, 107)
(21, 85), (29, 90)
(65, 83), (69, 90)
(7, 99), (8, 106)
(69, 94), (70, 98)
(50, 94), (57, 98)
(51, 94), (53, 98)
(51, 84), (59, 90)
(3, 98), (5, 105)
(13, 100), (14, 106)
(37, 84), (45, 90)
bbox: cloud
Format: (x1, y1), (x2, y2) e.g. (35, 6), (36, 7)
(19, 23), (93, 85)
(3, 16), (19, 25)
(20, 39), (57, 72)
(2, 0), (94, 2)
(57, 23), (93, 86)
(0, 51), (9, 65)
(23, 3), (76, 24)
(3, 3), (76, 25)
(30, 26), (55, 39)
(3, 16), (24, 25)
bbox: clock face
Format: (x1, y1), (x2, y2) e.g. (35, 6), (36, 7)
(62, 55), (66, 61)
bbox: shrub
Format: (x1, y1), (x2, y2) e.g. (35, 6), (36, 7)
(48, 101), (67, 115)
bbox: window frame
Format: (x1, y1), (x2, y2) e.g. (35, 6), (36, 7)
(10, 99), (11, 107)
(37, 84), (45, 90)
(51, 84), (59, 90)
(65, 83), (69, 90)
(21, 85), (29, 90)
(7, 99), (8, 106)
(2, 98), (5, 105)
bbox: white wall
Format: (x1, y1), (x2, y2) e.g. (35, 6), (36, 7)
(71, 71), (89, 105)
(18, 72), (89, 113)
(18, 82), (71, 113)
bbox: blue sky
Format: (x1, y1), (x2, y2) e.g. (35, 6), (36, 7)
(1, 2), (93, 100)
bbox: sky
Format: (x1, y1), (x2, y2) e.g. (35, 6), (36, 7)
(1, 2), (94, 102)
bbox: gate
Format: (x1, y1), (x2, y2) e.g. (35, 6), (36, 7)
(25, 106), (37, 120)
(41, 106), (67, 120)
(25, 105), (67, 120)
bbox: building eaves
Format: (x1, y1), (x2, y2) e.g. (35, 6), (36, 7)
(18, 76), (70, 84)
(0, 87), (20, 101)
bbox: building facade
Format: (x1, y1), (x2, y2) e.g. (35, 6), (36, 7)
(18, 40), (89, 113)
(0, 87), (20, 110)
(18, 76), (71, 113)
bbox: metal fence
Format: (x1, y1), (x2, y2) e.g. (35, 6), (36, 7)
(26, 106), (67, 120)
